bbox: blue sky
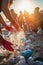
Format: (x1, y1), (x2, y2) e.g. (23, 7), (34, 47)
(12, 0), (43, 14)
(32, 0), (43, 9)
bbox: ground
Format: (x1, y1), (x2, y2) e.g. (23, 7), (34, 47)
(32, 33), (43, 57)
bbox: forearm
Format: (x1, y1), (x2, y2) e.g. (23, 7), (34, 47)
(1, 6), (21, 31)
(0, 15), (6, 26)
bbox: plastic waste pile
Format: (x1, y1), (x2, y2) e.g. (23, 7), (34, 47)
(0, 26), (43, 65)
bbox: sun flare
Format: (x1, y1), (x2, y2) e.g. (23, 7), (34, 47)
(18, 0), (33, 14)
(12, 0), (34, 14)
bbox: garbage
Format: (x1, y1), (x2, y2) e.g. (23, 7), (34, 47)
(37, 27), (43, 35)
(22, 49), (33, 60)
(13, 56), (20, 64)
(17, 59), (28, 65)
(34, 57), (43, 62)
(25, 44), (34, 50)
(27, 57), (35, 65)
(35, 61), (43, 65)
(24, 39), (32, 45)
(27, 56), (43, 65)
(6, 58), (14, 65)
(29, 35), (36, 41)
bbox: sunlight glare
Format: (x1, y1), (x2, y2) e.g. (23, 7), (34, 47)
(13, 0), (34, 14)
(19, 1), (33, 13)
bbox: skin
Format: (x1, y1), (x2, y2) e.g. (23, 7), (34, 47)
(0, 0), (21, 32)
